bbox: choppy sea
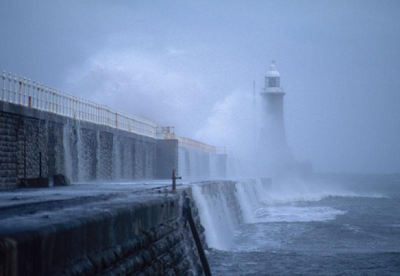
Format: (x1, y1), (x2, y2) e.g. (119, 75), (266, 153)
(206, 174), (400, 276)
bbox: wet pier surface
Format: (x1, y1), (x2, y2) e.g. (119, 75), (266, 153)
(0, 181), (203, 276)
(0, 181), (182, 234)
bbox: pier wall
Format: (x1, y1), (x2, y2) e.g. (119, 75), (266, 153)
(0, 180), (249, 276)
(0, 191), (208, 276)
(0, 102), (228, 190)
(156, 140), (227, 180)
(0, 101), (157, 189)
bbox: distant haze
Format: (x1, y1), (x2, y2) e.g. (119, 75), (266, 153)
(1, 0), (399, 174)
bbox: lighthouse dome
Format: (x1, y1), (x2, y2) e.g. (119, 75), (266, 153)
(266, 61), (280, 77)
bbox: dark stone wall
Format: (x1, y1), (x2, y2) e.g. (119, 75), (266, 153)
(135, 140), (145, 179)
(78, 127), (98, 181)
(177, 147), (222, 180)
(0, 191), (209, 276)
(0, 101), (228, 188)
(156, 139), (179, 179)
(0, 102), (158, 189)
(47, 121), (65, 179)
(0, 114), (19, 188)
(98, 132), (113, 180)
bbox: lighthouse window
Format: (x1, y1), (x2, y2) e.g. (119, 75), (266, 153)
(268, 78), (277, 87)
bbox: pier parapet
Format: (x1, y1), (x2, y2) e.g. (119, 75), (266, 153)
(156, 127), (227, 180)
(0, 71), (227, 189)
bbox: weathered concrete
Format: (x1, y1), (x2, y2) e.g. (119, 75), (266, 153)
(156, 139), (179, 179)
(0, 101), (157, 189)
(0, 101), (229, 189)
(0, 182), (209, 276)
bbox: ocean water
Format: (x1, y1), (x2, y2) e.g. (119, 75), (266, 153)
(203, 175), (400, 276)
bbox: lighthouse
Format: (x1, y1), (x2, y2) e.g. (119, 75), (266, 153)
(259, 61), (292, 176)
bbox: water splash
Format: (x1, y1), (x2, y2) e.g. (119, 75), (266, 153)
(63, 125), (73, 181)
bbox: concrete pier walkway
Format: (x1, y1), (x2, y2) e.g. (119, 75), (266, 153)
(0, 182), (205, 276)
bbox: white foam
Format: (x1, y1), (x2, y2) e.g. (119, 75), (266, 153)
(191, 184), (236, 250)
(254, 206), (346, 223)
(192, 177), (385, 251)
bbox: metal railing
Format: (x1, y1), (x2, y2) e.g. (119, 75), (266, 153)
(1, 71), (157, 138)
(163, 133), (217, 153)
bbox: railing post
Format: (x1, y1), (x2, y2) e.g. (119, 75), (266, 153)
(81, 100), (84, 120)
(1, 71), (5, 101)
(51, 87), (54, 112)
(56, 90), (59, 113)
(45, 85), (48, 111)
(78, 99), (81, 120)
(47, 86), (51, 111)
(32, 80), (36, 108)
(38, 82), (42, 109)
(65, 95), (68, 116)
(39, 82), (43, 110)
(51, 88), (55, 113)
(18, 76), (23, 105)
(48, 86), (52, 111)
(41, 84), (45, 110)
(69, 95), (72, 117)
(107, 108), (109, 126)
(61, 92), (65, 115)
(23, 77), (27, 106)
(84, 101), (87, 121)
(27, 79), (32, 107)
(13, 74), (18, 103)
(69, 96), (72, 117)
(8, 72), (12, 102)
(74, 97), (76, 118)
(57, 91), (61, 114)
(36, 81), (40, 109)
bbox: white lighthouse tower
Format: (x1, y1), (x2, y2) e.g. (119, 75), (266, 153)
(259, 61), (292, 176)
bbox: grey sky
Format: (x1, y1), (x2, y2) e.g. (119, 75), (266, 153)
(1, 0), (400, 174)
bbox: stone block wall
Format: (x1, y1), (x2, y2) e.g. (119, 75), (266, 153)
(0, 114), (19, 188)
(177, 147), (225, 180)
(156, 139), (179, 179)
(0, 190), (209, 276)
(0, 102), (158, 189)
(98, 132), (113, 180)
(0, 101), (228, 188)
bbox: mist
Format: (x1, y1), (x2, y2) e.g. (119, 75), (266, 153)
(1, 0), (400, 174)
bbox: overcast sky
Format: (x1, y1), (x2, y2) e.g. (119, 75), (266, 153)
(1, 0), (399, 174)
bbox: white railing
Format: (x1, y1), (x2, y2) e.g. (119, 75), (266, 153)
(1, 71), (157, 138)
(163, 133), (217, 154)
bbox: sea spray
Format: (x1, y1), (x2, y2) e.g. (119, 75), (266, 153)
(191, 184), (237, 250)
(235, 181), (257, 223)
(96, 130), (101, 179)
(63, 124), (73, 181)
(76, 123), (84, 182)
(112, 135), (121, 180)
(257, 177), (364, 205)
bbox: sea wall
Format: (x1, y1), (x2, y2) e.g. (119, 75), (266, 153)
(0, 101), (228, 189)
(0, 190), (208, 276)
(0, 101), (157, 189)
(0, 179), (264, 275)
(191, 178), (272, 250)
